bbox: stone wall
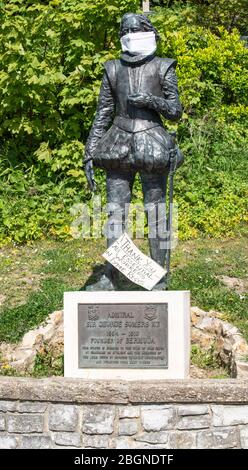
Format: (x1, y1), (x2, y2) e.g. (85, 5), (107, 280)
(0, 377), (247, 449)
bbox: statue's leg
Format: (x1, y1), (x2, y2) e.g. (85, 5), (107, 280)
(104, 169), (135, 286)
(86, 168), (134, 291)
(140, 171), (169, 274)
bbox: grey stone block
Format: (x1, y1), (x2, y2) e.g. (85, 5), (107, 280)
(240, 426), (248, 449)
(19, 435), (51, 449)
(196, 427), (239, 449)
(0, 435), (17, 449)
(112, 437), (134, 449)
(55, 445), (81, 449)
(82, 405), (115, 435)
(119, 406), (140, 418)
(169, 431), (197, 449)
(8, 414), (44, 433)
(118, 418), (138, 436)
(135, 431), (169, 444)
(0, 377), (247, 404)
(53, 432), (81, 447)
(18, 402), (47, 413)
(141, 406), (176, 431)
(114, 437), (168, 450)
(0, 414), (5, 431)
(0, 401), (16, 412)
(177, 405), (209, 416)
(177, 415), (210, 430)
(82, 435), (110, 448)
(49, 405), (79, 431)
(212, 405), (248, 426)
(134, 442), (170, 449)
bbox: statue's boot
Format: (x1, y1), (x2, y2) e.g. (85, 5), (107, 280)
(85, 274), (115, 291)
(152, 276), (166, 291)
(85, 263), (119, 291)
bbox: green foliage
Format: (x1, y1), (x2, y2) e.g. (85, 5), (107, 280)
(0, 363), (19, 376)
(191, 344), (221, 370)
(151, 0), (248, 34)
(33, 348), (63, 377)
(153, 12), (248, 115)
(0, 0), (247, 244)
(0, 278), (73, 342)
(0, 0), (138, 169)
(0, 162), (83, 244)
(171, 257), (248, 342)
(193, 0), (248, 35)
(174, 119), (248, 239)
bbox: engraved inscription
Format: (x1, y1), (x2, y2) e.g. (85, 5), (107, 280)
(78, 303), (168, 369)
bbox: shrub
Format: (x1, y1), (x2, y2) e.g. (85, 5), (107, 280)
(0, 1), (247, 244)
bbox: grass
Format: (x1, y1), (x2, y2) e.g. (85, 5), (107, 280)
(0, 238), (105, 342)
(0, 235), (247, 348)
(190, 345), (229, 379)
(33, 348), (64, 378)
(170, 236), (248, 341)
(0, 278), (72, 343)
(191, 344), (220, 370)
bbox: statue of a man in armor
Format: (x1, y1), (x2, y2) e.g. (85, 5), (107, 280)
(84, 13), (183, 290)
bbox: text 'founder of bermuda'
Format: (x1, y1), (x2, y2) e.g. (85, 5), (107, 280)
(83, 12), (184, 291)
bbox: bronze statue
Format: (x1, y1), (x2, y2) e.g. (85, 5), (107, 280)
(84, 13), (183, 291)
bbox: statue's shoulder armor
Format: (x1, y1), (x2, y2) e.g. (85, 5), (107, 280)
(154, 57), (177, 81)
(103, 59), (120, 93)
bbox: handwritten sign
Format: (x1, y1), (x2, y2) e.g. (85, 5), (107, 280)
(102, 232), (166, 290)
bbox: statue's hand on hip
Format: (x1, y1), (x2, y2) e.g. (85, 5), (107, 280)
(128, 93), (151, 108)
(84, 159), (97, 192)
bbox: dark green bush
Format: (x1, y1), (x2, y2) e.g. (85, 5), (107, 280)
(0, 0), (247, 244)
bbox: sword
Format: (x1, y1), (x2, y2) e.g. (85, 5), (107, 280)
(165, 131), (178, 290)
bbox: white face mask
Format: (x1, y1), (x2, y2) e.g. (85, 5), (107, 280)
(120, 31), (157, 56)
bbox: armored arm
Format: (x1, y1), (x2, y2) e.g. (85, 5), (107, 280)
(84, 71), (115, 160)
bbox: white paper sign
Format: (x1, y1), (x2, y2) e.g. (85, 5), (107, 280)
(102, 232), (166, 290)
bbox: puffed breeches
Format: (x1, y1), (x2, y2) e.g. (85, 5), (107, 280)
(93, 125), (183, 173)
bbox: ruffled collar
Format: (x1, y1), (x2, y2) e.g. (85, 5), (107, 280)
(120, 52), (156, 66)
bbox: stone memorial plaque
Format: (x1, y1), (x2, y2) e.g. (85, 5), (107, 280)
(64, 291), (190, 379)
(78, 303), (168, 369)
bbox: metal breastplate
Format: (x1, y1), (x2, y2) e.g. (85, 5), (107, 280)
(114, 58), (163, 133)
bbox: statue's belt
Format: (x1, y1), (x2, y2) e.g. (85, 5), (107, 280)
(113, 116), (161, 133)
